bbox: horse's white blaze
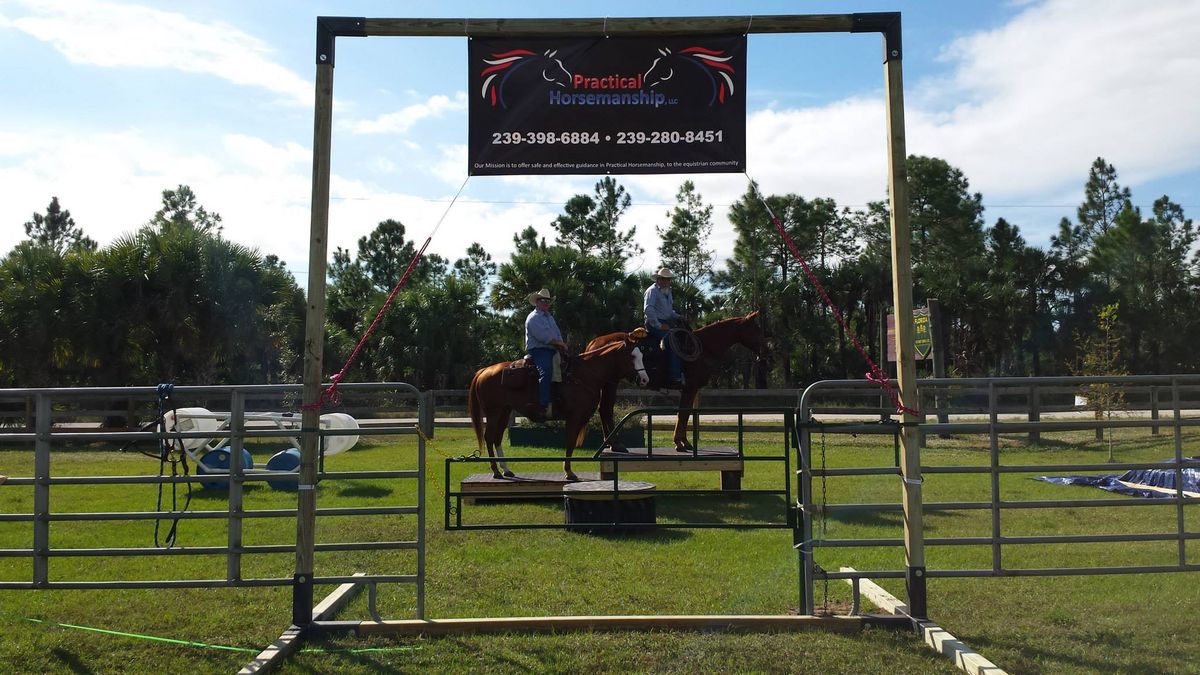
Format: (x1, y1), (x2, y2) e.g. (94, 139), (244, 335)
(631, 347), (649, 386)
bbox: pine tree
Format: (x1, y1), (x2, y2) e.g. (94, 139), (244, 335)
(23, 196), (96, 253)
(657, 180), (714, 319)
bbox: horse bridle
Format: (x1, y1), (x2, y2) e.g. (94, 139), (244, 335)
(577, 341), (649, 380)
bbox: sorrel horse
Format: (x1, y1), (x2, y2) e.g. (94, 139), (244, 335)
(468, 329), (649, 481)
(586, 311), (768, 451)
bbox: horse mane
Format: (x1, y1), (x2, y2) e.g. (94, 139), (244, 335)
(695, 313), (751, 336)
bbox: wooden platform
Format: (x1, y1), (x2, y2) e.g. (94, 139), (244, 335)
(459, 471), (602, 502)
(596, 446), (744, 490)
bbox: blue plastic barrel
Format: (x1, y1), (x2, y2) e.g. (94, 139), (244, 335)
(197, 447), (255, 490)
(265, 448), (302, 491)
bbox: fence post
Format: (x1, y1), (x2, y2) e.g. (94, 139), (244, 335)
(1150, 386), (1160, 436)
(1028, 384), (1040, 445)
(33, 393), (51, 586)
(227, 390), (245, 583)
(420, 390), (435, 439)
(928, 297), (950, 440)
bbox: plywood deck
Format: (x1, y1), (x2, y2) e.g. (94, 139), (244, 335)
(596, 446), (744, 473)
(459, 471), (602, 501)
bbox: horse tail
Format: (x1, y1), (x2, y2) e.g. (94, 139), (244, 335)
(467, 371), (485, 451)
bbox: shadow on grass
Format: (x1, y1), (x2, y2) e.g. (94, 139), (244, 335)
(569, 528), (691, 543)
(50, 647), (95, 675)
(662, 493), (790, 526)
(827, 509), (905, 528)
(968, 627), (1137, 674)
(337, 484), (393, 498)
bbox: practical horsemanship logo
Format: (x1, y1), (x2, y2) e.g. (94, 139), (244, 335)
(643, 46), (737, 105)
(478, 43), (737, 109)
(480, 48), (572, 108)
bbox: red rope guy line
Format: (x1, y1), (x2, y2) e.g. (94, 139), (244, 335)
(757, 202), (919, 417)
(304, 236), (432, 410)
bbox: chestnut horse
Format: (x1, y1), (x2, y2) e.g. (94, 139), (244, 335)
(586, 311), (768, 450)
(468, 329), (649, 480)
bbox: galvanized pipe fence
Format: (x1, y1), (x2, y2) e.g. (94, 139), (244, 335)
(797, 375), (1200, 616)
(0, 382), (426, 621)
(4, 375), (1199, 625)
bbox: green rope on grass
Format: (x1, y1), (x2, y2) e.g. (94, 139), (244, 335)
(21, 617), (259, 654)
(17, 617), (421, 655)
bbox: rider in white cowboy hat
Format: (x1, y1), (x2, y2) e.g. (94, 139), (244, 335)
(644, 267), (684, 386)
(524, 288), (568, 421)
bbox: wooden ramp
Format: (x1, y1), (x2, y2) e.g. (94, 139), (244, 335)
(596, 446), (744, 490)
(459, 471), (602, 502)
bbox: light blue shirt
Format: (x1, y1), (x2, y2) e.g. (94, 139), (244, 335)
(525, 308), (564, 351)
(644, 283), (680, 329)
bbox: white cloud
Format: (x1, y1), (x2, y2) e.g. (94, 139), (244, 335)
(431, 144), (468, 186)
(918, 0), (1200, 204)
(326, 176), (557, 270)
(341, 92), (468, 135)
(0, 129), (312, 263)
(6, 0), (1199, 283)
(3, 0), (311, 105)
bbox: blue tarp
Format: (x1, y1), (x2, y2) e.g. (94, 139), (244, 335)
(1035, 457), (1200, 499)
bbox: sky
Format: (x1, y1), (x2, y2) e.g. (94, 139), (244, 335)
(2, 0), (1198, 286)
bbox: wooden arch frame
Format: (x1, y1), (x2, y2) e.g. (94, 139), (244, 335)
(297, 13), (923, 625)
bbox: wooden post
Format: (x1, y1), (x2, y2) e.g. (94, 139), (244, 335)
(420, 390), (435, 439)
(1028, 384), (1041, 445)
(928, 298), (950, 439)
(1150, 386), (1160, 436)
(295, 55), (335, 628)
(878, 15), (926, 620)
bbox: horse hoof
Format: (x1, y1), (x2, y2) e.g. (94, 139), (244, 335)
(492, 471), (504, 479)
(502, 470), (516, 478)
(564, 473), (579, 482)
(608, 445), (629, 454)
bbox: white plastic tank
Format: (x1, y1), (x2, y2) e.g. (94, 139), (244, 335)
(161, 407), (221, 451)
(319, 413), (360, 455)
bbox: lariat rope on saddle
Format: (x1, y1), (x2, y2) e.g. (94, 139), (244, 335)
(667, 328), (702, 362)
(747, 178), (919, 417)
(305, 176), (470, 410)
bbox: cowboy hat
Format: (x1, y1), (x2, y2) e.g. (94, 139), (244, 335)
(652, 267), (675, 279)
(526, 288), (554, 306)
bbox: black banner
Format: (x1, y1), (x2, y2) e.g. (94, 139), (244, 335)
(468, 35), (746, 176)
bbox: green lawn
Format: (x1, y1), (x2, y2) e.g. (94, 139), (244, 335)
(0, 424), (1197, 673)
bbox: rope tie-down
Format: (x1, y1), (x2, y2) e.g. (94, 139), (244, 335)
(305, 177), (470, 411)
(747, 178), (919, 417)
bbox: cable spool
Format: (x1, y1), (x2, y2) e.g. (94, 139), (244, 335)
(667, 328), (702, 362)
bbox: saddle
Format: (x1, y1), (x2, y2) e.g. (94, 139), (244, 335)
(501, 353), (572, 390)
(500, 359), (535, 390)
(638, 327), (699, 389)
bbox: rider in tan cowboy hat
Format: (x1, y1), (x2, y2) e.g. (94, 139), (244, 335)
(524, 288), (567, 421)
(644, 267), (684, 386)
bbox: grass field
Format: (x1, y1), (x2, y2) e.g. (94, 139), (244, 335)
(1, 421), (1198, 673)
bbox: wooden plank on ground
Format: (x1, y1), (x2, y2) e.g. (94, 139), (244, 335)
(240, 572), (365, 673)
(841, 567), (1007, 675)
(355, 614), (870, 636)
(839, 566), (908, 615)
(238, 626), (304, 675)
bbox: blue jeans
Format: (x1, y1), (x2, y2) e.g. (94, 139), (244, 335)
(527, 347), (555, 407)
(647, 326), (682, 382)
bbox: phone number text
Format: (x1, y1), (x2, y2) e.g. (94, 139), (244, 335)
(491, 130), (725, 145)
